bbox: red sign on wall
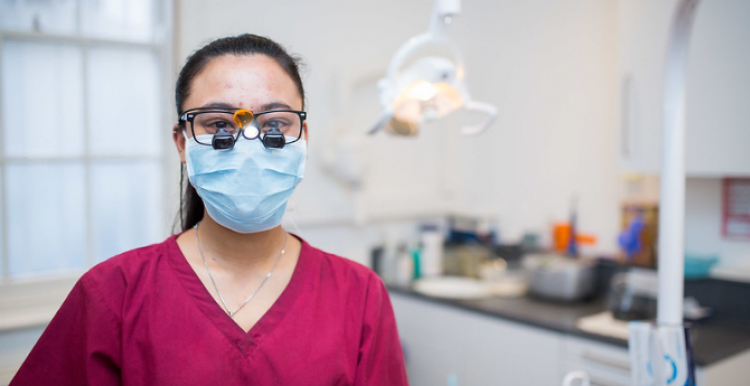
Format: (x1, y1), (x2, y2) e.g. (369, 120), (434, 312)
(723, 178), (750, 239)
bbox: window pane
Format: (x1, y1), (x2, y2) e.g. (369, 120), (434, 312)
(2, 40), (85, 158)
(0, 168), (3, 278)
(0, 0), (77, 34)
(91, 161), (163, 262)
(6, 163), (87, 277)
(87, 46), (161, 156)
(81, 0), (153, 42)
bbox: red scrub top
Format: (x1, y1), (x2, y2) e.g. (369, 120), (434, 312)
(10, 235), (408, 386)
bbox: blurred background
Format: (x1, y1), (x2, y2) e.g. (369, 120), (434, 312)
(0, 0), (749, 385)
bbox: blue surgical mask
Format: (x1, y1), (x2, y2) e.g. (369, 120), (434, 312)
(186, 134), (306, 233)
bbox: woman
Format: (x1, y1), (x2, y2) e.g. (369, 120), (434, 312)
(11, 34), (408, 386)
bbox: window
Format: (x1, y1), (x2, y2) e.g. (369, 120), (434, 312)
(0, 0), (173, 329)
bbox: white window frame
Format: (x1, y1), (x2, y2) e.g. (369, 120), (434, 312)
(0, 0), (176, 332)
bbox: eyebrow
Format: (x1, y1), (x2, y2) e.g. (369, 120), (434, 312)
(197, 101), (297, 112)
(259, 102), (294, 111)
(198, 102), (237, 110)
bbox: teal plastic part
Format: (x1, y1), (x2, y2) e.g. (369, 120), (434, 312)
(684, 255), (719, 279)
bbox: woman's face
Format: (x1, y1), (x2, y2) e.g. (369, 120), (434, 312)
(173, 54), (306, 162)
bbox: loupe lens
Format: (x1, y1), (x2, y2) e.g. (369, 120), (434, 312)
(262, 128), (285, 149)
(212, 128), (235, 151)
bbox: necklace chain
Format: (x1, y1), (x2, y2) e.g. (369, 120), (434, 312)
(194, 223), (288, 318)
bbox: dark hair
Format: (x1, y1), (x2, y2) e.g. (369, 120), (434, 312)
(174, 34), (306, 232)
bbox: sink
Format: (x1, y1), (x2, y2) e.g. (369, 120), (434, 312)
(413, 276), (527, 299)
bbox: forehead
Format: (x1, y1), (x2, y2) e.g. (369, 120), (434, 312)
(185, 54), (302, 111)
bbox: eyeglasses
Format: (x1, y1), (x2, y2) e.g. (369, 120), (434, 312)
(178, 108), (307, 150)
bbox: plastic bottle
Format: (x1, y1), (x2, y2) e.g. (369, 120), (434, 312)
(395, 243), (413, 287)
(420, 224), (444, 277)
(411, 246), (422, 280)
(380, 231), (399, 285)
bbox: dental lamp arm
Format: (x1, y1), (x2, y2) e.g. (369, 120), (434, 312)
(385, 34), (464, 85)
(386, 0), (464, 83)
(429, 0), (461, 37)
(461, 100), (498, 136)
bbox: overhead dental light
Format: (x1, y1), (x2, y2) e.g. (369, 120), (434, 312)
(370, 0), (497, 137)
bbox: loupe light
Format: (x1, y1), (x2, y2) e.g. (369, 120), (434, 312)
(233, 108), (261, 140)
(233, 109), (254, 129)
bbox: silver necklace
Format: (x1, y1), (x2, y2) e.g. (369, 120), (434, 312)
(194, 223), (288, 318)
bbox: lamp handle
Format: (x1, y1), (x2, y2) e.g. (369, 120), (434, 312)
(461, 100), (498, 135)
(368, 111), (392, 135)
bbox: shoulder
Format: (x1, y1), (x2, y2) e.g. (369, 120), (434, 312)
(297, 237), (389, 310)
(299, 237), (382, 287)
(86, 235), (174, 282)
(78, 235), (178, 313)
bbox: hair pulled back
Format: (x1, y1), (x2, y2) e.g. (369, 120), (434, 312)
(174, 34), (306, 232)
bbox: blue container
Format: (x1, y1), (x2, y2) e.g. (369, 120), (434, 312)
(684, 255), (719, 279)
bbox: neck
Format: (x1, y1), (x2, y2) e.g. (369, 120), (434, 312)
(196, 212), (287, 270)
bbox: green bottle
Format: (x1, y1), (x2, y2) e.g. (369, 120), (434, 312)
(411, 246), (422, 280)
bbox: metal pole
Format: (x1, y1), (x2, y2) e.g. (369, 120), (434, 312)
(657, 0), (700, 326)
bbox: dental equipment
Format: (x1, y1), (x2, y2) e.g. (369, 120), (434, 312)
(628, 0), (700, 385)
(369, 0), (497, 137)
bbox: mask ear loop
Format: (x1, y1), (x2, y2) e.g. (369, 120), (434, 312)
(179, 164), (185, 230)
(178, 128), (189, 231)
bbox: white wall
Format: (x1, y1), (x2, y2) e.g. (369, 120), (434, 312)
(0, 327), (44, 385)
(175, 0), (621, 258)
(685, 178), (750, 267)
(449, 1), (620, 250)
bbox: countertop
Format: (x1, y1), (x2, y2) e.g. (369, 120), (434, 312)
(387, 285), (750, 367)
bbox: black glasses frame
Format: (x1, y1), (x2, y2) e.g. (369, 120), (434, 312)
(178, 107), (307, 149)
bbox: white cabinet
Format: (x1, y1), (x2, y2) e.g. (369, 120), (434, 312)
(617, 0), (750, 176)
(561, 336), (750, 386)
(684, 0), (750, 176)
(561, 336), (631, 386)
(617, 0), (676, 174)
(391, 292), (750, 386)
(391, 294), (562, 386)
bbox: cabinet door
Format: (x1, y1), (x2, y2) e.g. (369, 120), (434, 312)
(617, 0), (678, 174)
(618, 0), (750, 176)
(685, 0), (750, 176)
(390, 293), (562, 386)
(561, 336), (631, 386)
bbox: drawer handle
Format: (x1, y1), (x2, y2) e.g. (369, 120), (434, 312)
(590, 376), (628, 386)
(582, 352), (631, 372)
(620, 75), (632, 158)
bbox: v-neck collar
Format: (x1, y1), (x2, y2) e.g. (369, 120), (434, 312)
(165, 233), (311, 358)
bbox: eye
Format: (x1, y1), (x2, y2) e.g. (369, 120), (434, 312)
(255, 111), (299, 136)
(208, 119), (237, 132)
(261, 119), (290, 132)
(193, 112), (239, 135)
(265, 120), (281, 129)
